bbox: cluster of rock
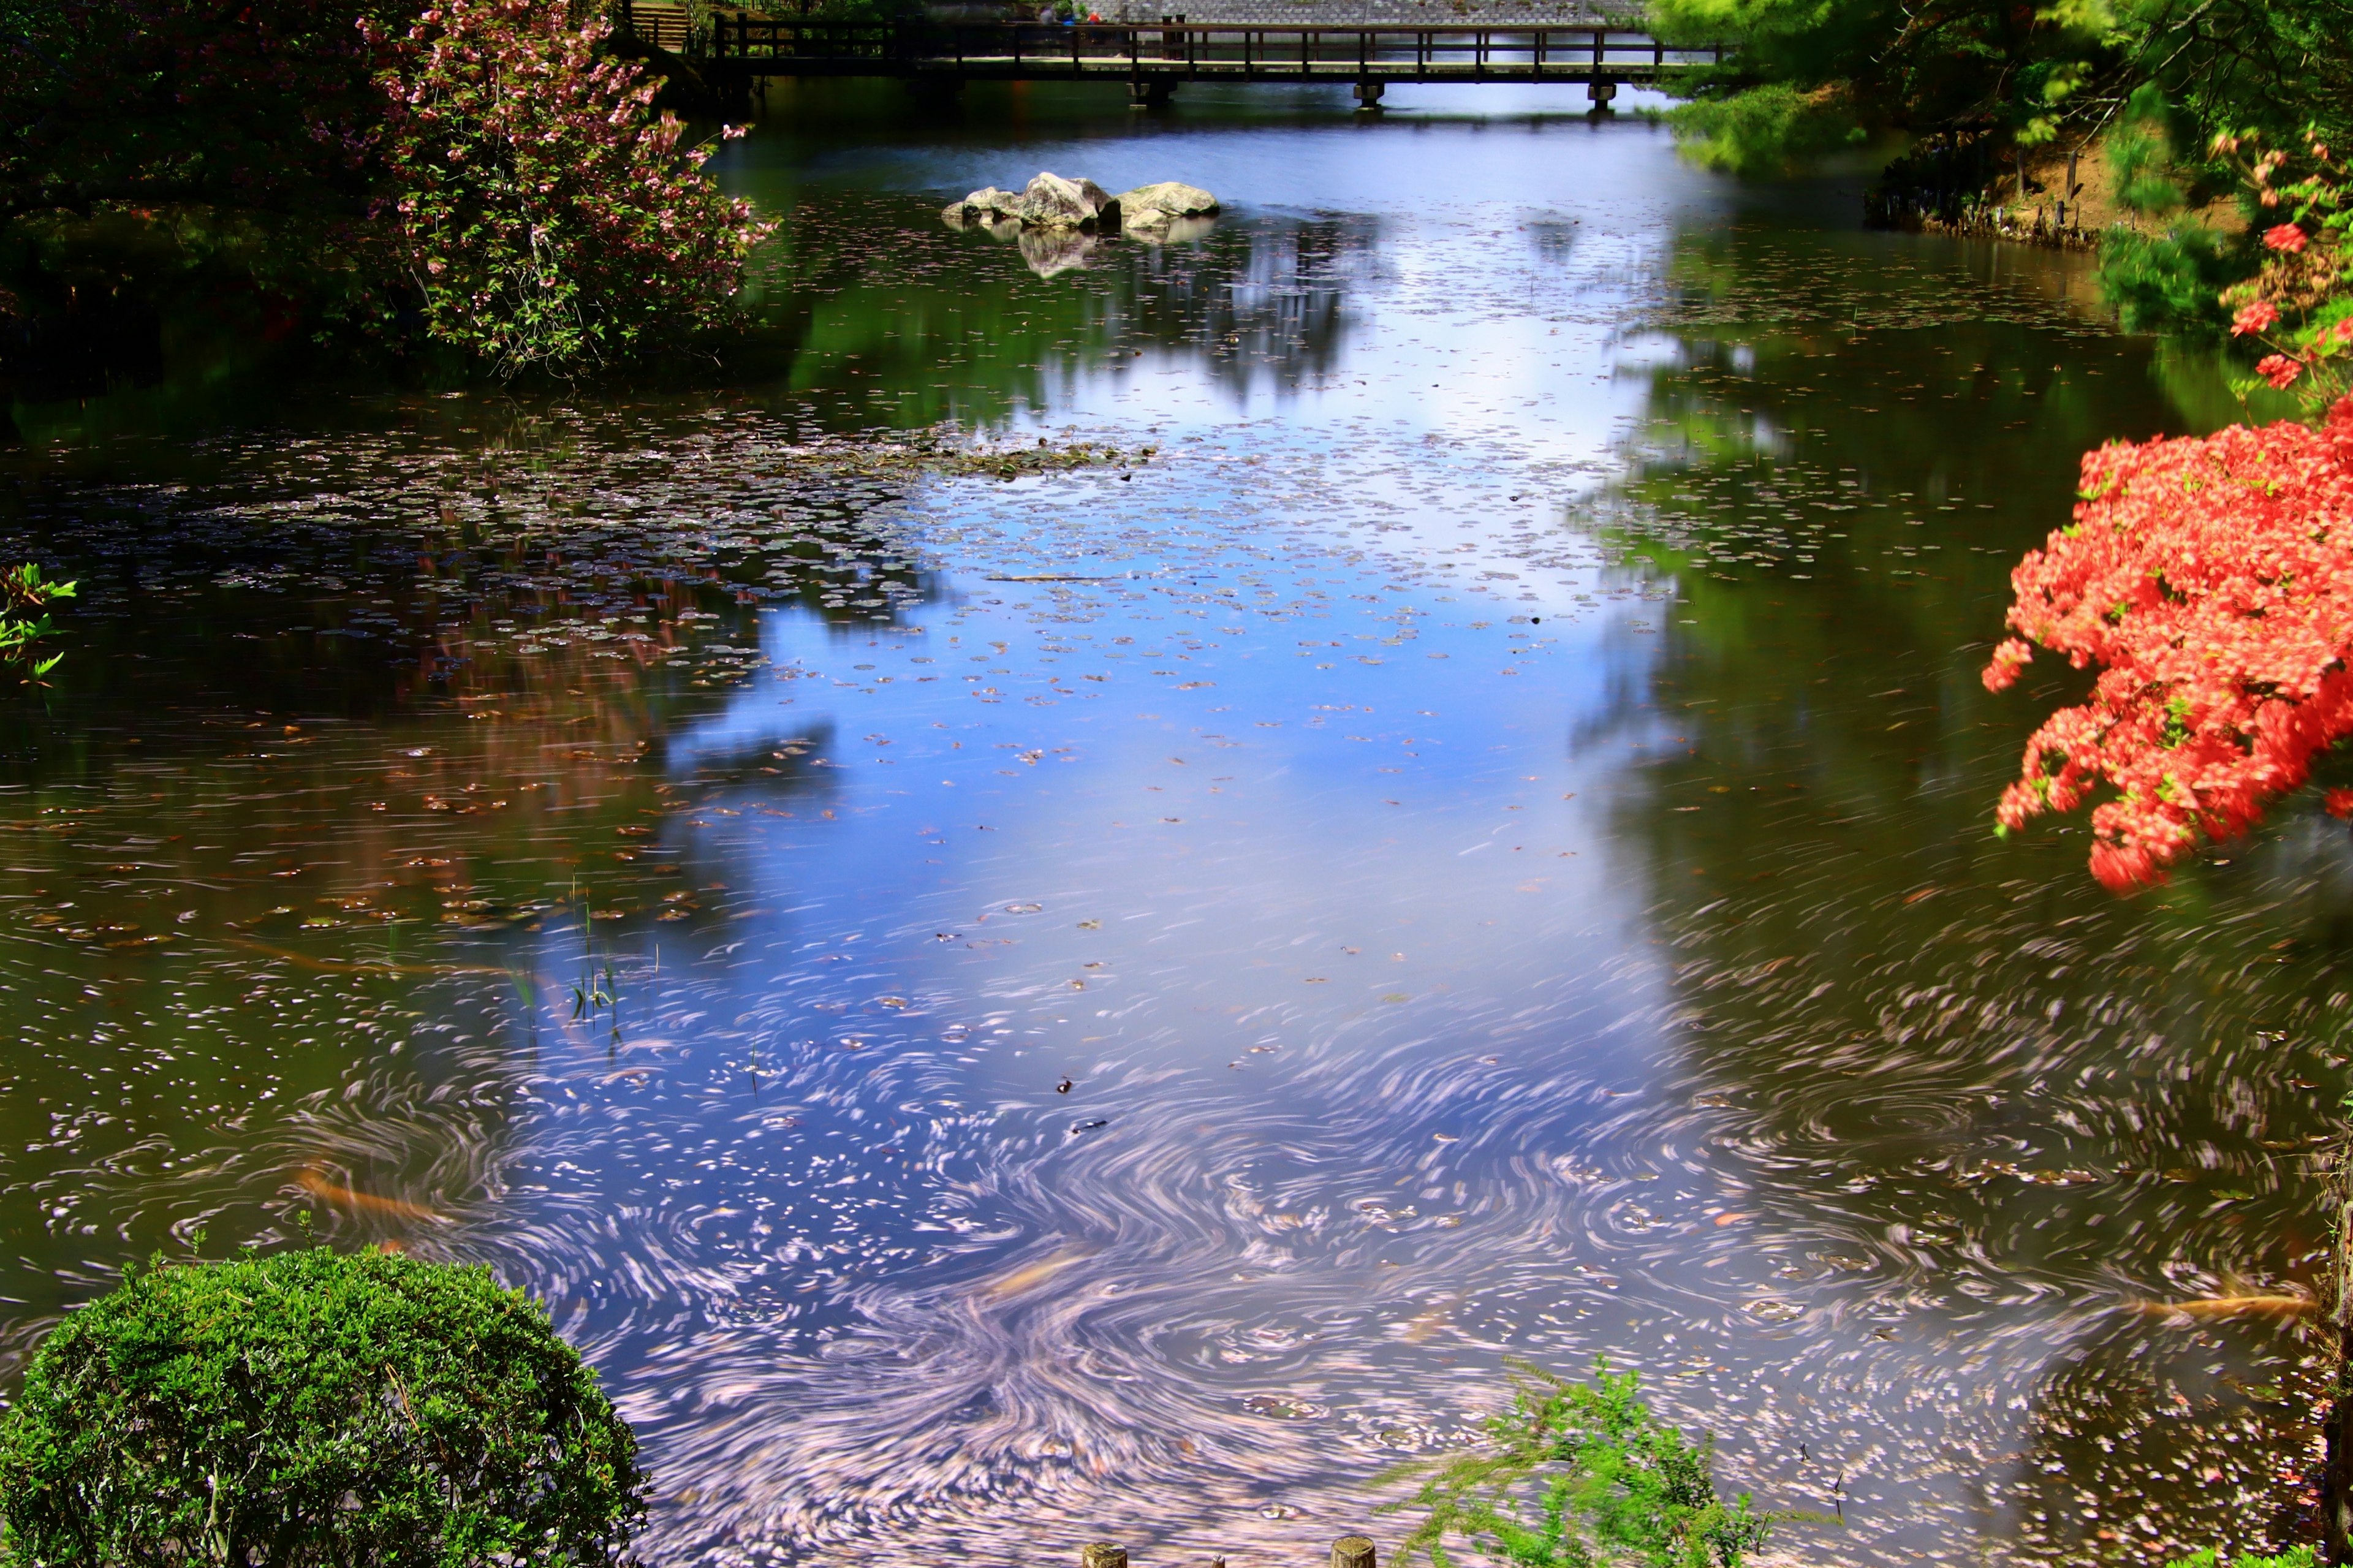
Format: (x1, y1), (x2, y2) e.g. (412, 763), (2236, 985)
(942, 173), (1220, 235)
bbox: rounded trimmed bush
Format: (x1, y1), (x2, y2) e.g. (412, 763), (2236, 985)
(0, 1247), (646, 1566)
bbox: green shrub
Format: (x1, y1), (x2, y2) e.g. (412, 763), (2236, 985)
(2109, 85), (2192, 216)
(0, 563), (74, 683)
(366, 0), (771, 378)
(1384, 1361), (1790, 1568)
(2097, 224), (2241, 336)
(1668, 85), (1866, 179)
(0, 1247), (647, 1566)
(2165, 1548), (2317, 1568)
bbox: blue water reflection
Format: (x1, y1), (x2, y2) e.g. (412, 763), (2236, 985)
(0, 72), (2336, 1568)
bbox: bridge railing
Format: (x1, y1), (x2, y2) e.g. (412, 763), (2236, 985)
(694, 18), (1728, 75)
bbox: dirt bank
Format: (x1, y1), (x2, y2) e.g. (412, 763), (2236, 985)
(1866, 130), (2241, 251)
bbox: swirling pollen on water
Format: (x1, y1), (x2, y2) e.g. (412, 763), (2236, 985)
(0, 79), (2343, 1568)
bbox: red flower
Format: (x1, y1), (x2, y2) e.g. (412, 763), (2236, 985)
(2233, 300), (2280, 336)
(2258, 354), (2305, 388)
(2327, 789), (2353, 819)
(2265, 224), (2311, 252)
(1984, 396), (2353, 889)
(1982, 637), (2035, 691)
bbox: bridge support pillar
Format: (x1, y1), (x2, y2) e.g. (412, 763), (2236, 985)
(1129, 76), (1177, 110)
(1354, 79), (1384, 112)
(1586, 77), (1616, 110)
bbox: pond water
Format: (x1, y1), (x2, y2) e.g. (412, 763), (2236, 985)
(0, 77), (2341, 1568)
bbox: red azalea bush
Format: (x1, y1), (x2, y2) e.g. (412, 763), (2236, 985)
(2215, 129), (2351, 411)
(368, 0), (772, 376)
(1986, 126), (2353, 890)
(1984, 398), (2353, 889)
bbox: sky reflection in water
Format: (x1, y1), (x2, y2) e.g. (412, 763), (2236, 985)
(0, 80), (2344, 1568)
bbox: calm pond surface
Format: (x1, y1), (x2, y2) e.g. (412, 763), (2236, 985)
(0, 77), (2341, 1568)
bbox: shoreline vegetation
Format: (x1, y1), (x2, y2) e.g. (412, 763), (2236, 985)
(0, 0), (767, 393)
(0, 0), (2333, 395)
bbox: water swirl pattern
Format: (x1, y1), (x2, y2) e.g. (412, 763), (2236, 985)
(0, 78), (2339, 1567)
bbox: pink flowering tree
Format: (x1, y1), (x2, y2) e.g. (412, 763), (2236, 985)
(1984, 131), (2353, 890)
(368, 0), (772, 376)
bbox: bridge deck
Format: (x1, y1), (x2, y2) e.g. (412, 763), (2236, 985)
(665, 20), (1724, 83)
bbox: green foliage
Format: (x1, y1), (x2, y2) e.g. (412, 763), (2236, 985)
(1383, 1362), (1787, 1568)
(2210, 128), (2353, 415)
(2163, 1548), (2318, 1568)
(0, 0), (403, 338)
(1667, 86), (1865, 179)
(2110, 85), (2189, 214)
(0, 1247), (648, 1566)
(2096, 224), (2236, 334)
(0, 0), (770, 375)
(1651, 0), (2040, 170)
(369, 0), (771, 377)
(1650, 0), (2353, 184)
(0, 0), (396, 225)
(0, 562), (75, 682)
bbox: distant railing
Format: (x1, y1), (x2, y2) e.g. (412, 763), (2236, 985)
(616, 0), (694, 51)
(667, 15), (1726, 78)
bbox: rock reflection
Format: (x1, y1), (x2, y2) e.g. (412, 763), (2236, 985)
(765, 196), (1367, 423)
(946, 210), (1221, 277)
(1014, 224), (1099, 277)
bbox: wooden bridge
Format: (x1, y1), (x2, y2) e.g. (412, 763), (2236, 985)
(618, 6), (1726, 107)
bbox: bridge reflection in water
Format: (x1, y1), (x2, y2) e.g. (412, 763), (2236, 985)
(617, 8), (1727, 108)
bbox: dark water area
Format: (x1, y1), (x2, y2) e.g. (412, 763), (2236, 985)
(0, 77), (2342, 1567)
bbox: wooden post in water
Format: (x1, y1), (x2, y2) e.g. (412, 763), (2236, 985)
(1332, 1535), (1378, 1568)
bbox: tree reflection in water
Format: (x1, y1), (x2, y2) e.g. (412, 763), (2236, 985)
(0, 407), (942, 1376)
(745, 192), (1370, 426)
(1590, 234), (2347, 1561)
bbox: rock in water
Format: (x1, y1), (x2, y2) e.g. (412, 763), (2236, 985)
(942, 186), (1021, 225)
(1115, 181), (1219, 226)
(1017, 172), (1120, 230)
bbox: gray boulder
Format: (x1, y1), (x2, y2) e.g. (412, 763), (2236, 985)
(1116, 181), (1219, 224)
(1017, 172), (1121, 230)
(942, 186), (1022, 225)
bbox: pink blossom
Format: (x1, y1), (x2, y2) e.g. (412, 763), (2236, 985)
(2258, 354), (2306, 388)
(2233, 300), (2279, 336)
